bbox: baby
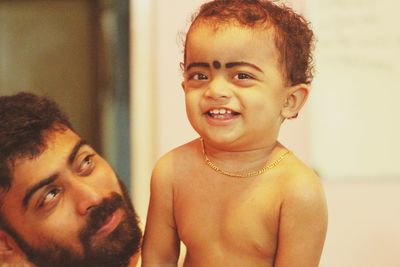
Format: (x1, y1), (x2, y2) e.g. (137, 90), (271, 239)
(142, 0), (328, 266)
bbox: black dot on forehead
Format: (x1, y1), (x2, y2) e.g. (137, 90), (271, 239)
(212, 60), (221, 69)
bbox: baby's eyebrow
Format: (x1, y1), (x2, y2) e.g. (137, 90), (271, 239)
(225, 61), (263, 72)
(185, 61), (263, 73)
(185, 62), (210, 71)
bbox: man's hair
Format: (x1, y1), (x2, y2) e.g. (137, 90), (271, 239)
(0, 92), (73, 193)
(184, 0), (314, 85)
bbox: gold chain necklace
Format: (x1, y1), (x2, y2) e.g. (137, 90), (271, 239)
(200, 138), (290, 178)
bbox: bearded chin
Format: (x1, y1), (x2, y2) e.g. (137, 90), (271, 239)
(80, 220), (140, 267)
(78, 187), (142, 267)
(80, 196), (142, 267)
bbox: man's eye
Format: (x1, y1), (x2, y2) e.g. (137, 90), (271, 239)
(234, 73), (253, 80)
(39, 188), (61, 208)
(78, 154), (95, 175)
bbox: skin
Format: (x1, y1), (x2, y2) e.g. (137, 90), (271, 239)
(142, 22), (327, 267)
(0, 128), (140, 267)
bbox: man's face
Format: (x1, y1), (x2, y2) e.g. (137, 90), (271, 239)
(0, 128), (141, 267)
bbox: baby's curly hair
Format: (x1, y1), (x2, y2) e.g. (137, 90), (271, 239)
(184, 0), (314, 85)
(0, 92), (73, 192)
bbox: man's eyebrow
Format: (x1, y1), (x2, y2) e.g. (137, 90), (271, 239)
(68, 139), (88, 165)
(23, 174), (58, 209)
(225, 61), (263, 72)
(185, 62), (210, 71)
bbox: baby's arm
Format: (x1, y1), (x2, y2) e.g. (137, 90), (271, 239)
(141, 158), (180, 267)
(274, 172), (328, 267)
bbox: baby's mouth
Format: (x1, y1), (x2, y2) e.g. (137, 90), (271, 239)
(206, 108), (240, 119)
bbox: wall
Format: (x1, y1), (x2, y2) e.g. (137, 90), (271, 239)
(321, 179), (400, 267)
(0, 0), (99, 146)
(307, 0), (400, 179)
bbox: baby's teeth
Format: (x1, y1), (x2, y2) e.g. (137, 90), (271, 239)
(209, 108), (233, 115)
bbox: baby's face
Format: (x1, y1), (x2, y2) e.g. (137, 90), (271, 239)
(182, 22), (289, 150)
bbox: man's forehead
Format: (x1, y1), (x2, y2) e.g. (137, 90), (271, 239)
(12, 128), (77, 164)
(10, 129), (82, 190)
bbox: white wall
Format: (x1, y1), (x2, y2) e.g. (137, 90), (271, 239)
(321, 179), (400, 267)
(306, 0), (400, 179)
(130, 0), (400, 266)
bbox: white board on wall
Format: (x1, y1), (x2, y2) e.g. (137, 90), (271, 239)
(306, 0), (400, 179)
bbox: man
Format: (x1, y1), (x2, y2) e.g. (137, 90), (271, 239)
(0, 92), (142, 267)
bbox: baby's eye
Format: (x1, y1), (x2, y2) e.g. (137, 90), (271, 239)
(191, 73), (208, 80)
(234, 73), (253, 80)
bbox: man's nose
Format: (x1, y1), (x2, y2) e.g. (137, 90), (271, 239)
(204, 77), (233, 100)
(71, 179), (103, 216)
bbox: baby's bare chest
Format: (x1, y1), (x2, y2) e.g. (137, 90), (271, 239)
(174, 175), (281, 258)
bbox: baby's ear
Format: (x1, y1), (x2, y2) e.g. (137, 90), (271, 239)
(0, 230), (32, 266)
(281, 83), (309, 119)
(180, 62), (187, 92)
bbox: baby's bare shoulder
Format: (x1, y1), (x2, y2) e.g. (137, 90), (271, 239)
(273, 155), (328, 266)
(152, 139), (201, 182)
(279, 155), (325, 204)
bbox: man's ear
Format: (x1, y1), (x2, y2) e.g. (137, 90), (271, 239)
(0, 230), (14, 256)
(0, 230), (31, 266)
(281, 83), (309, 119)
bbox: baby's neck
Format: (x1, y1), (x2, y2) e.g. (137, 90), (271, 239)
(200, 139), (284, 175)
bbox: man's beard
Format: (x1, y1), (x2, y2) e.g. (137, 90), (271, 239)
(4, 180), (142, 267)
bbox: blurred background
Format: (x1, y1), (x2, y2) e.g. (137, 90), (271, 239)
(1, 0), (399, 266)
(0, 0), (131, 186)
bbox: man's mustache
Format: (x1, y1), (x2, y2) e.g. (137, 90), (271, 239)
(80, 193), (124, 240)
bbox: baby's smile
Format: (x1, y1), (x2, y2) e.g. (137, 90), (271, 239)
(207, 108), (240, 119)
